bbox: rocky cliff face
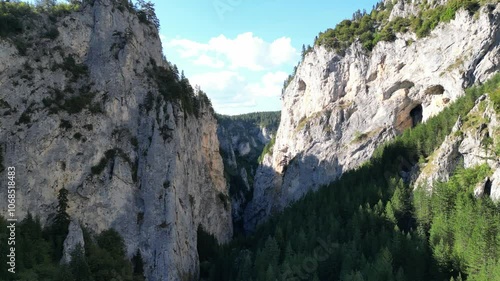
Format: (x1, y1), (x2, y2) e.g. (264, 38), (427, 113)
(415, 94), (500, 201)
(0, 1), (232, 280)
(388, 0), (449, 20)
(245, 2), (500, 231)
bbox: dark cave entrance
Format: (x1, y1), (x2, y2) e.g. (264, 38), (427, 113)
(410, 105), (423, 127)
(484, 178), (492, 196)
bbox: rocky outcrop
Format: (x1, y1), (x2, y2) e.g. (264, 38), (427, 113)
(0, 1), (231, 280)
(62, 221), (85, 264)
(388, 0), (449, 20)
(416, 94), (500, 201)
(490, 169), (500, 201)
(245, 2), (500, 231)
(413, 117), (464, 190)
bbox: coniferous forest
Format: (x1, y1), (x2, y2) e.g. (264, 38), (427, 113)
(0, 188), (145, 281)
(198, 75), (500, 281)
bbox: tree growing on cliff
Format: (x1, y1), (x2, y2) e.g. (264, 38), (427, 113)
(69, 244), (93, 281)
(136, 0), (159, 29)
(35, 0), (56, 10)
(55, 187), (70, 228)
(47, 187), (71, 261)
(132, 250), (146, 281)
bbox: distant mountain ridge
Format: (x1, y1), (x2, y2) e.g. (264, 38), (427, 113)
(216, 111), (280, 233)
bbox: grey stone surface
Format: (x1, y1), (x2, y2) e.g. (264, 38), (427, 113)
(0, 1), (232, 280)
(245, 3), (500, 231)
(61, 220), (85, 264)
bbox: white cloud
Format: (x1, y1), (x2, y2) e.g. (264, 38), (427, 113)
(189, 71), (244, 92)
(245, 71), (289, 97)
(188, 70), (285, 114)
(160, 33), (291, 115)
(269, 37), (298, 66)
(163, 32), (298, 71)
(167, 38), (208, 58)
(193, 54), (225, 68)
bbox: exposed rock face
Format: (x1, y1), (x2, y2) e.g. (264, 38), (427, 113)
(388, 0), (449, 20)
(217, 113), (279, 232)
(490, 169), (500, 201)
(62, 221), (85, 264)
(245, 2), (500, 231)
(0, 1), (232, 280)
(413, 117), (464, 190)
(416, 95), (500, 201)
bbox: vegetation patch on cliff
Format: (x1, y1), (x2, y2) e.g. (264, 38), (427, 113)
(258, 136), (276, 164)
(146, 58), (213, 118)
(0, 1), (33, 38)
(42, 85), (101, 115)
(315, 0), (485, 54)
(53, 55), (89, 82)
(91, 148), (137, 182)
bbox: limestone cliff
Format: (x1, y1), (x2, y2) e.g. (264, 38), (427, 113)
(245, 1), (500, 231)
(0, 1), (232, 280)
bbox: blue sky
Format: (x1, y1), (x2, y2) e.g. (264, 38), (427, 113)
(37, 0), (377, 115)
(154, 0), (381, 115)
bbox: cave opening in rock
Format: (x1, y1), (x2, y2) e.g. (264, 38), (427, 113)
(298, 79), (307, 91)
(410, 104), (423, 127)
(485, 178), (492, 196)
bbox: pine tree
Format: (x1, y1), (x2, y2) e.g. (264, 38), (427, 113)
(56, 264), (74, 281)
(237, 251), (253, 281)
(265, 264), (275, 281)
(50, 188), (71, 261)
(69, 244), (92, 281)
(136, 0), (160, 29)
(35, 0), (55, 9)
(55, 188), (70, 226)
(395, 267), (406, 281)
(66, 0), (81, 5)
(413, 188), (432, 231)
(373, 247), (393, 281)
(132, 249), (145, 281)
(264, 236), (280, 268)
(254, 249), (267, 281)
(385, 201), (397, 224)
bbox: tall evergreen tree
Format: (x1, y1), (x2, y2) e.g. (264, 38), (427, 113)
(69, 244), (93, 281)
